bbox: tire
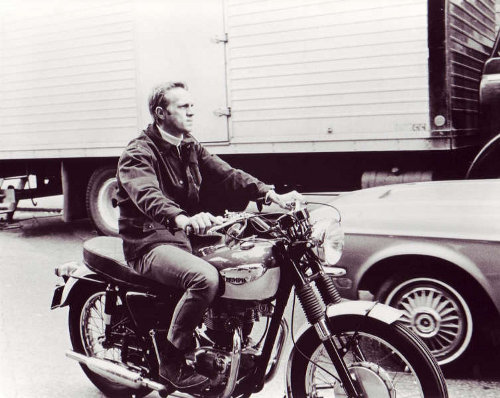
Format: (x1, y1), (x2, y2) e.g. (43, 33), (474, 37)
(376, 276), (473, 367)
(86, 166), (119, 236)
(287, 316), (447, 398)
(69, 288), (151, 398)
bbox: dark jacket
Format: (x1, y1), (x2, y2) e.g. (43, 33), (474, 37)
(116, 124), (272, 261)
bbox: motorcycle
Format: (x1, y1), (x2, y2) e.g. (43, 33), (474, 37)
(51, 201), (448, 398)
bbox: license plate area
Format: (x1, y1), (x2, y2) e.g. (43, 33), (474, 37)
(51, 284), (64, 309)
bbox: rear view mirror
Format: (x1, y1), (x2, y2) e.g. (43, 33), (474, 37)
(483, 58), (500, 75)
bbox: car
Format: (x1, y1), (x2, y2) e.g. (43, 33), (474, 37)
(309, 179), (500, 368)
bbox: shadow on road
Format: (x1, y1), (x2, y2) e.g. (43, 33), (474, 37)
(1, 214), (96, 240)
(445, 345), (500, 381)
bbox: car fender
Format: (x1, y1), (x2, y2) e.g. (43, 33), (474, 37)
(353, 239), (500, 314)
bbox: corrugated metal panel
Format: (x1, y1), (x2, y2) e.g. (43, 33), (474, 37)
(448, 0), (496, 133)
(225, 0), (430, 144)
(496, 2), (500, 30)
(0, 0), (138, 157)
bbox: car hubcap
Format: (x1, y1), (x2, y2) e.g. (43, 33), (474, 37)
(412, 307), (441, 338)
(385, 278), (472, 365)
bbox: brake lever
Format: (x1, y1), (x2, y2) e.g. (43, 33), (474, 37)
(292, 199), (302, 211)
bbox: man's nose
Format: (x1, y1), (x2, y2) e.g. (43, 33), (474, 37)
(187, 105), (194, 116)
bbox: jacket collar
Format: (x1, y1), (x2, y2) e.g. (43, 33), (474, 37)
(144, 124), (195, 152)
(156, 124), (183, 146)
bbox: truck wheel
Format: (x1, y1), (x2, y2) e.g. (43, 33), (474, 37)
(465, 134), (500, 179)
(86, 167), (119, 236)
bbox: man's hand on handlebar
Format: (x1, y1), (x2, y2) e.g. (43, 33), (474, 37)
(266, 190), (305, 210)
(175, 212), (224, 235)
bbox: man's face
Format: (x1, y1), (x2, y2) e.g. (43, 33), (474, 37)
(158, 87), (194, 136)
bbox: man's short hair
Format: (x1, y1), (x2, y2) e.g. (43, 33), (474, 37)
(149, 81), (188, 121)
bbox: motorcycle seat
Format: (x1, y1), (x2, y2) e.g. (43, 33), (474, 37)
(83, 236), (167, 292)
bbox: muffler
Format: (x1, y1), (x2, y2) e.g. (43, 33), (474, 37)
(66, 350), (167, 392)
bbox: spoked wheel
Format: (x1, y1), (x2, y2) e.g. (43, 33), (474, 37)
(287, 316), (447, 398)
(69, 289), (151, 398)
(378, 277), (473, 366)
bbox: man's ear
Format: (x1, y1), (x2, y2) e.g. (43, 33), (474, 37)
(155, 106), (165, 120)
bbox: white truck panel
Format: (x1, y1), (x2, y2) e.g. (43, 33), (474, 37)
(224, 0), (431, 148)
(0, 0), (452, 159)
(0, 0), (139, 159)
(0, 0), (229, 159)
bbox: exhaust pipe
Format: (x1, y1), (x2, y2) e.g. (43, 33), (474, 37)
(66, 351), (167, 393)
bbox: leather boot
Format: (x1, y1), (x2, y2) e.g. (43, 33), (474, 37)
(159, 341), (209, 391)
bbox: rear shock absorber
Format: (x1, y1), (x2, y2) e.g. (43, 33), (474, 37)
(103, 284), (117, 346)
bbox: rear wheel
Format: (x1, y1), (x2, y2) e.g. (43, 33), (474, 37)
(69, 288), (151, 398)
(377, 276), (473, 366)
(86, 166), (119, 236)
(287, 316), (447, 398)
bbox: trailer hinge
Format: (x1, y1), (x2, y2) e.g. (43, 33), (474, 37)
(212, 33), (228, 44)
(214, 107), (231, 118)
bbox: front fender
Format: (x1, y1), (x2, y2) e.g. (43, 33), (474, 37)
(293, 301), (402, 344)
(326, 300), (402, 324)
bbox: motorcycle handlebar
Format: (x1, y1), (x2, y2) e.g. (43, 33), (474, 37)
(184, 199), (305, 237)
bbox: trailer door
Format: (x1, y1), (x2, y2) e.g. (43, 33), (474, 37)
(134, 0), (229, 143)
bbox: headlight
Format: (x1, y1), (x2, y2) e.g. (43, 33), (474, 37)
(311, 218), (344, 265)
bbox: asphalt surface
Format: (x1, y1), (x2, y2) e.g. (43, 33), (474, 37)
(1, 196), (500, 397)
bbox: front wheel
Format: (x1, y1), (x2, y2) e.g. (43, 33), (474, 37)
(287, 316), (447, 398)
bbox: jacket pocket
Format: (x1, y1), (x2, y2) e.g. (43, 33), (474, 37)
(142, 221), (167, 232)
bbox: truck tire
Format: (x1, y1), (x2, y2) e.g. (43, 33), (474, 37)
(86, 166), (119, 236)
(465, 134), (500, 179)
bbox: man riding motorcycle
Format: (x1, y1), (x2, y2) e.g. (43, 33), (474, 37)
(116, 81), (303, 391)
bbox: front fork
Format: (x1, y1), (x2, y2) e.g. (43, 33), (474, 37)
(296, 280), (362, 398)
(280, 239), (362, 396)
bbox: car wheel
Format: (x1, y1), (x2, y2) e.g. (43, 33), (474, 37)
(376, 276), (473, 366)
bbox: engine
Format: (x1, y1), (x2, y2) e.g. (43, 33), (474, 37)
(180, 300), (273, 396)
(203, 299), (273, 344)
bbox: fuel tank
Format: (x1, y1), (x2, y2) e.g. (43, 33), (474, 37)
(200, 240), (280, 301)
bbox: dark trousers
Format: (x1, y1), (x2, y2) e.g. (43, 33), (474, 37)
(131, 244), (220, 351)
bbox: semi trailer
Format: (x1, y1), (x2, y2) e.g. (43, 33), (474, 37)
(1, 0), (500, 235)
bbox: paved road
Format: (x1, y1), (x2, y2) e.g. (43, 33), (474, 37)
(1, 199), (500, 397)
